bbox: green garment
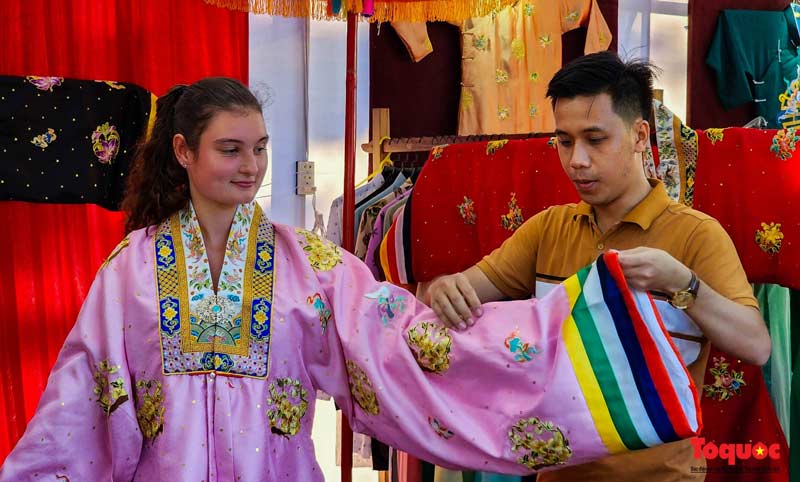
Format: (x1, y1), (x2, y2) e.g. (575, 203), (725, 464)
(707, 7), (800, 128)
(755, 284), (799, 482)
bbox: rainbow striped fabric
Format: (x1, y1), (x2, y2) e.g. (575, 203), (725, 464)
(561, 252), (702, 454)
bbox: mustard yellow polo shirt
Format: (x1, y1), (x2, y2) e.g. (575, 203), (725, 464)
(477, 179), (758, 482)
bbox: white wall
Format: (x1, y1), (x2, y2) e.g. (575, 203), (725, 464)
(249, 14), (375, 482)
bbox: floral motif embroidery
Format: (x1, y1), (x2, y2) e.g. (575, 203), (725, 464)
(457, 196), (477, 225)
(407, 322), (452, 374)
(511, 39), (525, 59)
(539, 35), (552, 48)
(681, 125), (699, 206)
(431, 144), (448, 160)
(30, 128), (57, 149)
(91, 122), (121, 164)
(307, 293), (331, 331)
(501, 193), (524, 231)
(135, 380), (165, 440)
(296, 229), (342, 272)
(528, 104), (538, 118)
(771, 128), (799, 160)
(96, 80), (126, 90)
(267, 378), (308, 437)
(505, 330), (539, 362)
(509, 417), (572, 470)
(461, 89), (474, 109)
(529, 72), (539, 82)
(547, 137), (558, 148)
(486, 139), (509, 155)
(495, 69), (509, 84)
(100, 235), (130, 271)
(565, 10), (579, 22)
(755, 222), (784, 255)
(704, 356), (746, 401)
(346, 360), (380, 415)
(429, 416), (454, 439)
(365, 286), (406, 326)
(25, 75), (63, 91)
(498, 106), (510, 120)
(705, 128), (725, 145)
(473, 34), (489, 51)
(93, 360), (129, 415)
(523, 2), (534, 16)
(201, 352), (234, 372)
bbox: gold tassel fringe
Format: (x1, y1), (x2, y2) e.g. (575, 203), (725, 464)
(203, 0), (516, 22)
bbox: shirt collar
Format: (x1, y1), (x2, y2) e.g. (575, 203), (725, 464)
(572, 179), (671, 230)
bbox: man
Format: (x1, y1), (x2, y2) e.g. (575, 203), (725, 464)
(424, 52), (770, 481)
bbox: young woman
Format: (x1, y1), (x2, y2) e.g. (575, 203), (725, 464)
(0, 78), (700, 481)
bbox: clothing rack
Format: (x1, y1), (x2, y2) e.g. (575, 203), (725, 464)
(361, 89), (665, 172)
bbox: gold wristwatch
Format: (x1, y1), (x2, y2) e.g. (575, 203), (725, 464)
(669, 271), (699, 310)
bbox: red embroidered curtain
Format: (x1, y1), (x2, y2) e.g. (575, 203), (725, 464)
(0, 0), (248, 462)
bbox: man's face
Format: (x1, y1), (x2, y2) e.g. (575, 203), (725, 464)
(553, 93), (648, 208)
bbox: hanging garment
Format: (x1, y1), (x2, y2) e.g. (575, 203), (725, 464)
(391, 0), (611, 135)
(326, 172), (386, 246)
(0, 200), (702, 481)
(699, 346), (790, 482)
(706, 7), (800, 129)
(0, 75), (154, 210)
(691, 127), (800, 290)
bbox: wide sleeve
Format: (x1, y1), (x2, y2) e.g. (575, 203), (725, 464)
(0, 243), (142, 481)
(291, 229), (701, 475)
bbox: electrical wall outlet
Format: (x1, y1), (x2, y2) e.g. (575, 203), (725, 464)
(296, 160), (315, 196)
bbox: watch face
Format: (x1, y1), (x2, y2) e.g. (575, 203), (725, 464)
(672, 291), (693, 308)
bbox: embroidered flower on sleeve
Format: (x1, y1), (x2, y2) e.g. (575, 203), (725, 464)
(93, 360), (129, 414)
(407, 322), (452, 374)
(509, 417), (572, 470)
(505, 330), (539, 362)
(135, 379), (165, 440)
(429, 416), (455, 439)
(346, 360), (380, 415)
(755, 222), (784, 255)
(365, 286), (406, 326)
(267, 378), (309, 437)
(538, 35), (552, 48)
(296, 228), (342, 272)
(307, 293), (332, 331)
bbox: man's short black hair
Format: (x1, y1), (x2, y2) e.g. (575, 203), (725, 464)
(546, 51), (657, 124)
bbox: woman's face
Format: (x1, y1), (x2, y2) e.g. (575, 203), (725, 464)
(174, 108), (268, 211)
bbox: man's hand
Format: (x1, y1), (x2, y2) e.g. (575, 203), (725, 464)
(615, 247), (692, 294)
(424, 273), (483, 330)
